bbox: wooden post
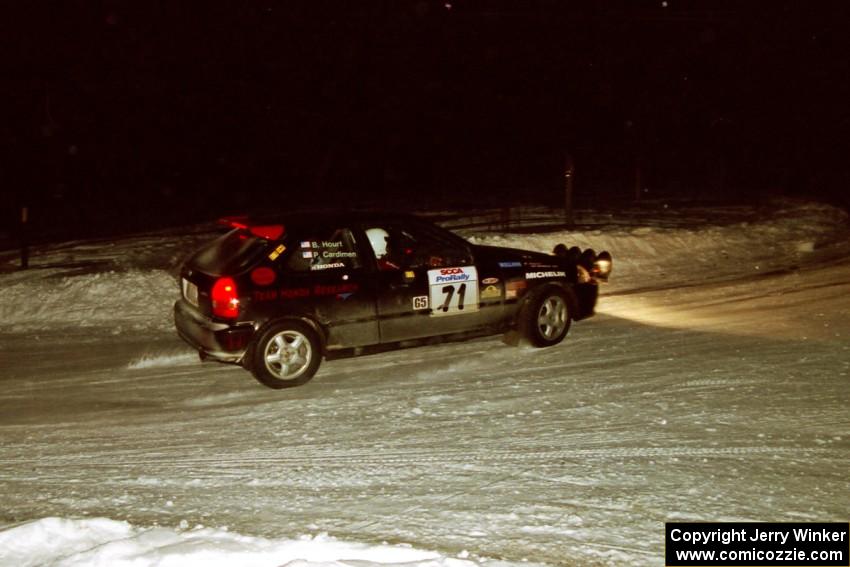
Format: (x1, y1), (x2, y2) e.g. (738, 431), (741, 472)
(20, 206), (29, 269)
(634, 159), (642, 202)
(564, 153), (575, 227)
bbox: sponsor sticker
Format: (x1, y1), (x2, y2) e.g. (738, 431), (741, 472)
(268, 244), (286, 261)
(505, 279), (527, 299)
(413, 295), (429, 310)
(525, 262), (558, 269)
(250, 266), (276, 286)
(525, 271), (566, 279)
(480, 284), (501, 299)
(498, 261), (522, 269)
(482, 277), (499, 285)
(311, 261), (346, 271)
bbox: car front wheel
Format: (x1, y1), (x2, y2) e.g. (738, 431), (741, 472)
(250, 320), (322, 388)
(520, 287), (572, 347)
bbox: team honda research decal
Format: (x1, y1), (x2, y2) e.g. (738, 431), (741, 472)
(525, 271), (566, 279)
(252, 283), (359, 302)
(427, 266), (479, 316)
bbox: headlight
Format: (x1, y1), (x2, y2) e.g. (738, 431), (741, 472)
(592, 251), (612, 281)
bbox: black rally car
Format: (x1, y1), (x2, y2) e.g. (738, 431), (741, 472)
(174, 212), (612, 388)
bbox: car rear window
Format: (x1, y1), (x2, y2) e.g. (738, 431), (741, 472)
(192, 230), (271, 275)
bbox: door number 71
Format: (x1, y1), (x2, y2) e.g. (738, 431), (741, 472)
(439, 283), (466, 312)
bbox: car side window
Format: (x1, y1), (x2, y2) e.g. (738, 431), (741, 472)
(285, 227), (362, 272)
(364, 222), (470, 270)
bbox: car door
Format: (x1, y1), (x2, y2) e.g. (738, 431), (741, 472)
(359, 220), (490, 343)
(277, 224), (379, 349)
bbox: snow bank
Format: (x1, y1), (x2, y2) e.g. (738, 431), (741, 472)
(464, 200), (848, 291)
(0, 269), (177, 333)
(0, 517), (517, 567)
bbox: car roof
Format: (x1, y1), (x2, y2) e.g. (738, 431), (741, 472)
(239, 210), (425, 228)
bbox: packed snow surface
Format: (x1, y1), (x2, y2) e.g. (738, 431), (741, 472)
(1, 199), (848, 566)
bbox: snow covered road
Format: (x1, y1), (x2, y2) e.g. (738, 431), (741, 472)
(1, 200), (848, 566)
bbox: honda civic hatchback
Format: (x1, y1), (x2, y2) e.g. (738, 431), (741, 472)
(174, 212), (611, 388)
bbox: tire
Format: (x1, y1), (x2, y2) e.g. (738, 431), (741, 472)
(519, 286), (572, 347)
(250, 320), (322, 389)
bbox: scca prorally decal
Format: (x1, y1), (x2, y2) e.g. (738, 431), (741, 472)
(525, 271), (566, 279)
(427, 266), (480, 316)
(428, 266), (477, 285)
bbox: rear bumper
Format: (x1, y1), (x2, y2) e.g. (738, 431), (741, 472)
(173, 299), (255, 363)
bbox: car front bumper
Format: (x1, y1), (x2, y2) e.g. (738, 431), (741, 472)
(174, 299), (255, 363)
(574, 282), (599, 320)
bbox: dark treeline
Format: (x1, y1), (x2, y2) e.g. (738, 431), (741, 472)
(4, 1), (849, 242)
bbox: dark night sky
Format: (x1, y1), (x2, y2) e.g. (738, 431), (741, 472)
(4, 1), (850, 240)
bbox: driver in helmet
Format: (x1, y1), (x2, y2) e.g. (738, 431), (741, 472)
(366, 227), (401, 271)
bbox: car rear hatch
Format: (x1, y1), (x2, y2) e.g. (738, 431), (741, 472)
(180, 219), (285, 319)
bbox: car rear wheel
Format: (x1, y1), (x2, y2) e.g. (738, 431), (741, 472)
(250, 320), (322, 388)
(519, 287), (572, 347)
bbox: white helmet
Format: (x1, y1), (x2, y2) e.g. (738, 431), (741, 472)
(366, 228), (390, 258)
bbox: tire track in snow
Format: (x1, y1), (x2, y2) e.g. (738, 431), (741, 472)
(0, 445), (831, 471)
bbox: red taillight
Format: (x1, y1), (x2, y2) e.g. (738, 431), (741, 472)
(211, 277), (240, 319)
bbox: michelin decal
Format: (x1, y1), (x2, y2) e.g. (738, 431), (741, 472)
(525, 271), (566, 279)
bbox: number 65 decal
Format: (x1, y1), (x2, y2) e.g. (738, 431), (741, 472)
(427, 266), (479, 316)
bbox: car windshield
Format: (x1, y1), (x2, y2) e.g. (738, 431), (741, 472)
(192, 229), (272, 276)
